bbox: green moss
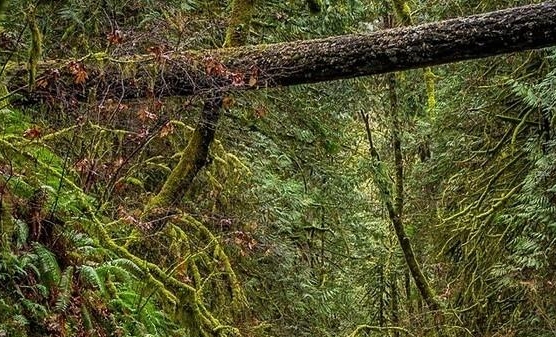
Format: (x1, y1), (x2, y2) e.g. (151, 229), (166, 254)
(0, 192), (14, 248)
(0, 0), (6, 16)
(424, 67), (436, 113)
(0, 80), (9, 108)
(27, 6), (42, 89)
(223, 0), (256, 48)
(0, 108), (30, 134)
(143, 128), (204, 214)
(391, 0), (412, 25)
(183, 214), (246, 312)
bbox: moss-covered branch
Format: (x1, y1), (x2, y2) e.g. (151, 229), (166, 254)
(143, 0), (256, 216)
(0, 136), (241, 336)
(26, 5), (42, 88)
(347, 325), (414, 337)
(143, 95), (222, 216)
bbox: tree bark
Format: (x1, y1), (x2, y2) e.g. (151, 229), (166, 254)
(143, 0), (256, 216)
(142, 94), (222, 218)
(9, 2), (556, 103)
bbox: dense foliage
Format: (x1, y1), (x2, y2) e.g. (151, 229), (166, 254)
(0, 0), (554, 336)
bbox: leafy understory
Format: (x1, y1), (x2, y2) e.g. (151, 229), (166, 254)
(1, 1), (556, 337)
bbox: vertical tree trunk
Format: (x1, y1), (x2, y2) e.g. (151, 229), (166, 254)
(143, 0), (256, 219)
(385, 73), (441, 312)
(143, 94), (223, 218)
(224, 0), (256, 48)
(405, 270), (413, 315)
(379, 264), (385, 327)
(388, 0), (442, 312)
(0, 0), (7, 16)
(360, 3), (441, 316)
(390, 270), (400, 337)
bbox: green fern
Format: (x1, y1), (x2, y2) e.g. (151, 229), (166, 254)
(97, 264), (133, 284)
(21, 298), (47, 321)
(108, 258), (143, 276)
(63, 229), (94, 248)
(79, 265), (105, 294)
(14, 220), (29, 250)
(55, 266), (74, 313)
(32, 243), (61, 288)
(81, 303), (93, 333)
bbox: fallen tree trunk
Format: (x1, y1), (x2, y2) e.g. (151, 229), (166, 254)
(7, 1), (556, 103)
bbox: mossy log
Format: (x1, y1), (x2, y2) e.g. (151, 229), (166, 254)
(7, 2), (556, 103)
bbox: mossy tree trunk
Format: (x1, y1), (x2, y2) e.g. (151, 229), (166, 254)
(0, 191), (14, 249)
(390, 270), (399, 337)
(0, 1), (7, 16)
(224, 0), (256, 48)
(385, 0), (442, 313)
(143, 94), (223, 218)
(9, 2), (556, 103)
(361, 81), (441, 313)
(360, 67), (440, 332)
(387, 72), (441, 312)
(143, 0), (256, 218)
(26, 4), (42, 88)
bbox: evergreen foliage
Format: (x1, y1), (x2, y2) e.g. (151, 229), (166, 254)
(0, 1), (555, 337)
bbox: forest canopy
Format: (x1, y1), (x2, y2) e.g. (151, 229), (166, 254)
(0, 1), (555, 337)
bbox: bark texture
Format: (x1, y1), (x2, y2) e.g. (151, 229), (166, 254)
(143, 0), (255, 216)
(142, 94), (222, 218)
(9, 2), (556, 103)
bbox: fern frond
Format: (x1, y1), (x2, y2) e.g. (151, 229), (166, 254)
(96, 264), (133, 284)
(63, 229), (94, 248)
(80, 265), (105, 295)
(81, 303), (93, 332)
(108, 258), (143, 277)
(508, 78), (540, 110)
(55, 266), (74, 313)
(32, 243), (61, 287)
(14, 219), (28, 249)
(21, 298), (47, 320)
